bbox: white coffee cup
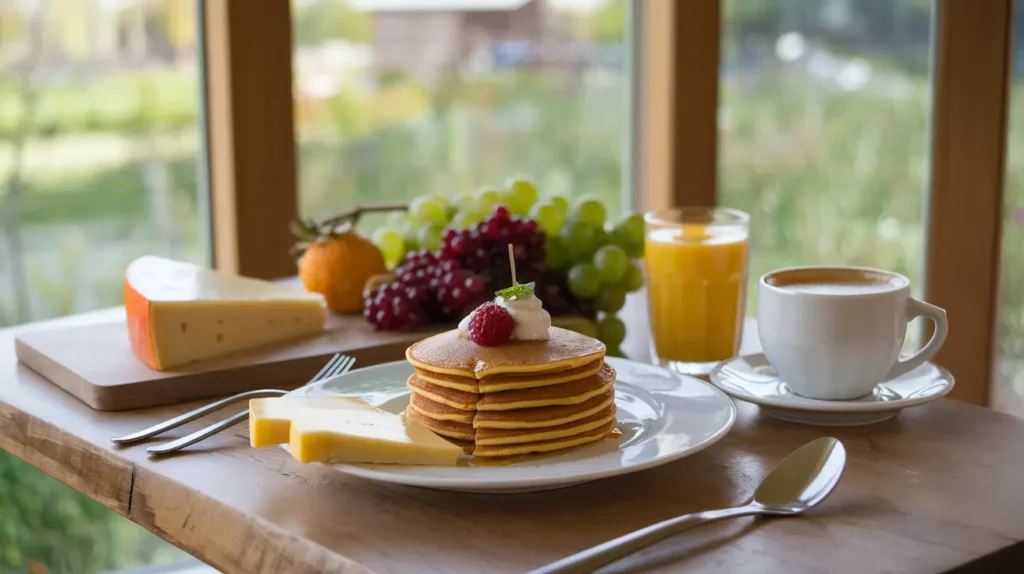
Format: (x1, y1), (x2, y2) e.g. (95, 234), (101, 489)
(757, 266), (948, 400)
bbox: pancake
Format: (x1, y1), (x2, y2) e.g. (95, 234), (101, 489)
(411, 372), (611, 413)
(478, 359), (605, 393)
(407, 408), (475, 441)
(415, 359), (605, 394)
(406, 327), (606, 378)
(409, 403), (617, 447)
(476, 363), (616, 411)
(405, 325), (619, 459)
(408, 393), (475, 424)
(412, 369), (480, 393)
(473, 389), (614, 429)
(408, 366), (616, 413)
(411, 389), (614, 430)
(475, 405), (616, 446)
(472, 420), (617, 457)
(407, 375), (478, 411)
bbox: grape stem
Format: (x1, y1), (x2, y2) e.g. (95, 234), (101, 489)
(508, 243), (517, 285)
(315, 202), (408, 234)
(290, 202), (409, 257)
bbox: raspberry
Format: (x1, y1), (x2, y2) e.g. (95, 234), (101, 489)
(468, 303), (515, 346)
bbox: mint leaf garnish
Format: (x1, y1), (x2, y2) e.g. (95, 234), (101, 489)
(495, 282), (535, 300)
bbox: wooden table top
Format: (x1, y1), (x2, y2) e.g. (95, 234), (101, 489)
(2, 295), (1024, 574)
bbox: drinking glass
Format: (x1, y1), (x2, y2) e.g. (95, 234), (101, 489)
(644, 208), (750, 375)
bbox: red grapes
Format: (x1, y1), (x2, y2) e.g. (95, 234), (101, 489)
(365, 206), (588, 331)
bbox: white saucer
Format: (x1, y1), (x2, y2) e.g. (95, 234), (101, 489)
(285, 357), (736, 493)
(708, 353), (955, 426)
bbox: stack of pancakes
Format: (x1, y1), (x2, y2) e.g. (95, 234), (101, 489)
(405, 326), (617, 458)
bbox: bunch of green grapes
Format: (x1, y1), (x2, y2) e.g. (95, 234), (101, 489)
(371, 194), (447, 266)
(369, 179), (645, 354)
(371, 178), (539, 267)
(539, 198), (645, 357)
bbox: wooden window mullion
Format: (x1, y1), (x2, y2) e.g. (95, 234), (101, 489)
(202, 0), (298, 279)
(925, 0), (1014, 405)
(637, 0), (720, 211)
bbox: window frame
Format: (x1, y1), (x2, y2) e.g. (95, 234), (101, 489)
(202, 0), (299, 279)
(924, 0), (1015, 405)
(636, 0), (720, 211)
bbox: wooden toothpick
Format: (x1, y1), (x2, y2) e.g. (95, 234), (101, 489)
(508, 243), (517, 285)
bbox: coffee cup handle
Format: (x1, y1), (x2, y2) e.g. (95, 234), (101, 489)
(886, 297), (948, 380)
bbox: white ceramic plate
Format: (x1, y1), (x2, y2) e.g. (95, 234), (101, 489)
(285, 357), (736, 493)
(709, 353), (955, 426)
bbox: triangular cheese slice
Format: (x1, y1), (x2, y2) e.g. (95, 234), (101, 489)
(124, 255), (325, 370)
(249, 396), (370, 448)
(289, 406), (463, 466)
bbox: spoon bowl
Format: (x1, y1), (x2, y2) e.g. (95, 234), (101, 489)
(753, 436), (847, 515)
(531, 437), (847, 574)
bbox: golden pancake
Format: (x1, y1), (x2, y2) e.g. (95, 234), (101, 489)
(407, 375), (478, 411)
(406, 327), (606, 378)
(415, 359), (605, 394)
(472, 420), (617, 457)
(409, 366), (615, 412)
(475, 405), (617, 446)
(405, 325), (618, 458)
(408, 393), (475, 424)
(476, 363), (616, 411)
(411, 389), (614, 430)
(473, 389), (614, 429)
(478, 359), (605, 393)
(410, 403), (616, 447)
(412, 369), (480, 393)
(407, 408), (475, 441)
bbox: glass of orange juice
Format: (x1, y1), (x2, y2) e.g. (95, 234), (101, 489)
(644, 208), (750, 375)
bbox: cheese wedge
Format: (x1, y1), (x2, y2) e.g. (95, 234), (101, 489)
(289, 406), (463, 466)
(249, 397), (369, 448)
(124, 255), (326, 370)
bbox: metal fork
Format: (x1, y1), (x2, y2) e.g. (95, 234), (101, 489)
(110, 353), (355, 456)
(144, 354), (355, 456)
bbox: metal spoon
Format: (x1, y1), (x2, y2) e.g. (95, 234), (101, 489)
(530, 437), (846, 574)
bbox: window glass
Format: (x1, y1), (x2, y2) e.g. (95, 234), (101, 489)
(992, 2), (1024, 419)
(0, 0), (204, 570)
(719, 0), (934, 314)
(292, 0), (633, 230)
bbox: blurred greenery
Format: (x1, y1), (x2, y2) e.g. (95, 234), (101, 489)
(19, 156), (197, 226)
(4, 0), (1024, 571)
(996, 89), (1024, 413)
(293, 0), (371, 46)
(0, 454), (186, 573)
(592, 0), (626, 43)
(720, 71), (931, 308)
(296, 70), (627, 224)
(0, 70), (196, 140)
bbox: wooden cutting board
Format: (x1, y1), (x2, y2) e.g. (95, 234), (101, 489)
(14, 311), (596, 412)
(13, 312), (434, 411)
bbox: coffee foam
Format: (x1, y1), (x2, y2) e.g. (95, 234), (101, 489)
(764, 267), (906, 292)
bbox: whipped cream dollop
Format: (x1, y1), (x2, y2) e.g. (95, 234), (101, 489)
(458, 293), (552, 341)
(496, 294), (551, 340)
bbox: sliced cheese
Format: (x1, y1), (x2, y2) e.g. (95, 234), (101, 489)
(249, 396), (369, 448)
(289, 406), (463, 466)
(124, 255), (326, 370)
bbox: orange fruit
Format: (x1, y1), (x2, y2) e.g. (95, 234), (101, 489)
(299, 231), (386, 314)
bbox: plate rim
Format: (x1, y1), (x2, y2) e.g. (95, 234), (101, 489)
(286, 357), (737, 490)
(708, 353), (955, 413)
